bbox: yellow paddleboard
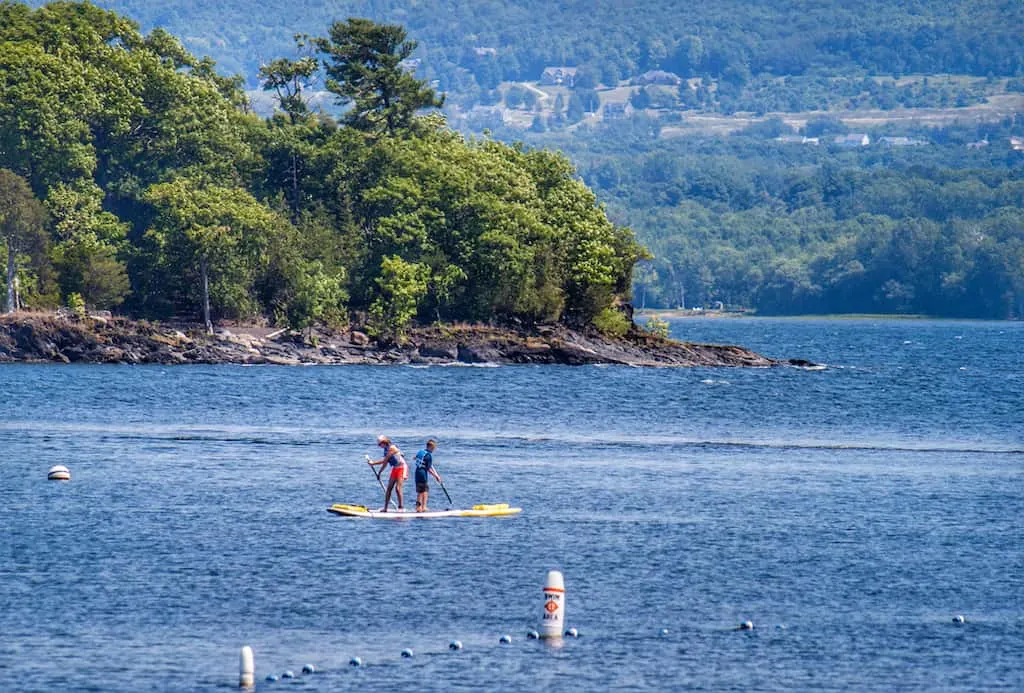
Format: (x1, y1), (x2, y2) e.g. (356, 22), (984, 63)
(327, 503), (522, 519)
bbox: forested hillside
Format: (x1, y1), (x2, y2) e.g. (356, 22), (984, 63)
(551, 123), (1024, 318)
(9, 0), (1024, 319)
(26, 0), (1024, 94)
(1, 3), (641, 337)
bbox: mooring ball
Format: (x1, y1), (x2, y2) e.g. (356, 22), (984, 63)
(499, 635), (512, 644)
(401, 648), (414, 658)
(265, 674), (279, 682)
(565, 627), (579, 638)
(448, 640), (463, 651)
(348, 657), (362, 667)
(302, 664), (316, 674)
(953, 615), (966, 624)
(526, 630), (540, 640)
(660, 628), (670, 636)
(47, 465), (71, 481)
(281, 670), (295, 679)
(739, 620), (754, 631)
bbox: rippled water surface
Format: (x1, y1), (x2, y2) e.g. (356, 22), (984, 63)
(1, 318), (1021, 691)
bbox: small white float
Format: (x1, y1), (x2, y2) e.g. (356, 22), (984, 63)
(47, 465), (71, 481)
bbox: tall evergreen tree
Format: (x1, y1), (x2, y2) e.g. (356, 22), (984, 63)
(314, 18), (444, 136)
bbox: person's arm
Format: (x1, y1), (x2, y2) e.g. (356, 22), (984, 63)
(430, 466), (442, 483)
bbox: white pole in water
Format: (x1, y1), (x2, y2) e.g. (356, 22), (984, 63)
(239, 646), (254, 688)
(540, 569), (565, 639)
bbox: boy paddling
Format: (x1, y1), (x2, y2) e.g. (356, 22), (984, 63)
(413, 439), (443, 512)
(368, 435), (408, 511)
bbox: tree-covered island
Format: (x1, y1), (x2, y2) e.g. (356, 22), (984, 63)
(1, 2), (793, 366)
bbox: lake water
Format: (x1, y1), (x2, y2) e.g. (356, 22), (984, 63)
(1, 318), (1021, 691)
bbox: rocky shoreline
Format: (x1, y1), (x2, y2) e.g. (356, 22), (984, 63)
(0, 314), (815, 368)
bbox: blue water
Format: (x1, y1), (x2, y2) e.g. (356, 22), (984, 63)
(1, 318), (1021, 692)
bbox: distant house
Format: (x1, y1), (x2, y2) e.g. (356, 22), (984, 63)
(833, 133), (870, 147)
(775, 135), (820, 145)
(631, 70), (683, 86)
(1011, 136), (1024, 151)
(879, 136), (928, 147)
(539, 66), (577, 87)
(603, 102), (633, 120)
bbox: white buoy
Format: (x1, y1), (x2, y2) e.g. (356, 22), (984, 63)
(565, 627), (579, 638)
(302, 664), (316, 674)
(540, 569), (565, 639)
(659, 628), (670, 637)
(47, 465), (71, 481)
(953, 615), (966, 624)
(499, 634), (512, 644)
(349, 656), (362, 667)
(281, 670), (295, 679)
(239, 646), (254, 688)
(265, 674), (278, 682)
(738, 620), (754, 631)
(401, 648), (414, 658)
(448, 640), (463, 651)
(526, 630), (540, 640)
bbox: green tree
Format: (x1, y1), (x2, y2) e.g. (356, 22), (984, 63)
(368, 255), (429, 343)
(0, 169), (48, 313)
(143, 179), (282, 333)
(46, 181), (130, 309)
(259, 35), (319, 124)
(315, 18), (444, 136)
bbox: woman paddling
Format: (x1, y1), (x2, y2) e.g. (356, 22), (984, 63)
(368, 435), (408, 511)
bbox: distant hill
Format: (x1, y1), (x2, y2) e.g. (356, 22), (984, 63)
(26, 0), (1024, 93)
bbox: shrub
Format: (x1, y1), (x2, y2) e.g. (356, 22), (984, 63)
(593, 307), (631, 337)
(643, 316), (670, 338)
(67, 292), (86, 319)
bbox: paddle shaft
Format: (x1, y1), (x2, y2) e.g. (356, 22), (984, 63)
(366, 455), (387, 494)
(438, 477), (453, 506)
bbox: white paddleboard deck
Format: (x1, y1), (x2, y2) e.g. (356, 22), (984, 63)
(328, 503), (522, 519)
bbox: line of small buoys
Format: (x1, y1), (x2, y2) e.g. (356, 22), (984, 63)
(239, 570), (579, 686)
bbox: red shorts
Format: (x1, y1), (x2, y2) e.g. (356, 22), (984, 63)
(389, 465), (407, 482)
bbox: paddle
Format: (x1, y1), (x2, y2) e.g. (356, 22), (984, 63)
(365, 454), (387, 494)
(437, 476), (454, 507)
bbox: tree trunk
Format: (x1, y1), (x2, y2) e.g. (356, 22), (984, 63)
(5, 243), (15, 314)
(291, 152), (300, 220)
(200, 254), (213, 335)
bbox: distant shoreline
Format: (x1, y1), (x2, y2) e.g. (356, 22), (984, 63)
(635, 309), (993, 321)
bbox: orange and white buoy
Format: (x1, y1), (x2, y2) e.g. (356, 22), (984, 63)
(540, 569), (565, 639)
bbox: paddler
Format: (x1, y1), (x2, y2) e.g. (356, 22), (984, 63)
(413, 439), (443, 512)
(368, 435), (408, 511)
